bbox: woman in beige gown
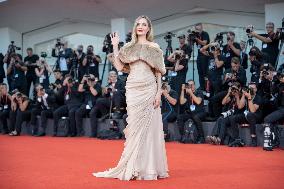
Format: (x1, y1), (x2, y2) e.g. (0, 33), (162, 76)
(93, 15), (169, 181)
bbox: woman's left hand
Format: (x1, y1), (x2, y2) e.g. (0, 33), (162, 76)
(153, 93), (161, 109)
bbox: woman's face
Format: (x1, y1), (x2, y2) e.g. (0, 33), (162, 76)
(136, 18), (149, 37)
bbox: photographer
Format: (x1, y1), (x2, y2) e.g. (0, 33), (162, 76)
(30, 84), (58, 136)
(24, 48), (40, 96)
(74, 45), (86, 81)
(82, 45), (101, 79)
(35, 59), (52, 89)
(200, 42), (225, 95)
(89, 71), (126, 137)
(0, 83), (11, 134)
(248, 22), (279, 67)
(52, 40), (73, 76)
(161, 79), (178, 141)
(229, 82), (263, 147)
(194, 23), (210, 90)
(8, 91), (31, 136)
(239, 40), (248, 70)
(167, 45), (189, 97)
(177, 80), (206, 143)
(263, 73), (284, 127)
(249, 46), (264, 83)
(222, 32), (241, 69)
(53, 75), (83, 136)
(257, 64), (278, 117)
(49, 69), (64, 106)
(208, 57), (247, 119)
(6, 53), (27, 94)
(75, 74), (102, 136)
(207, 82), (244, 145)
(0, 53), (5, 83)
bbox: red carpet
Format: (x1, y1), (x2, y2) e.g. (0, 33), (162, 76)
(0, 135), (284, 189)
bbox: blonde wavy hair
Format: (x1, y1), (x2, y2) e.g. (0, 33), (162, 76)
(126, 15), (154, 47)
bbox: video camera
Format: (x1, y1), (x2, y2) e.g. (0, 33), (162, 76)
(187, 29), (200, 43)
(55, 39), (64, 48)
(164, 32), (176, 42)
(102, 33), (113, 53)
(8, 41), (21, 54)
(41, 52), (47, 58)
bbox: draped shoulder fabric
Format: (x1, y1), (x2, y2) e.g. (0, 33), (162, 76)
(117, 43), (166, 75)
(93, 43), (169, 180)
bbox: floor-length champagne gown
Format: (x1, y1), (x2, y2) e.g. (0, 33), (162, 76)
(93, 43), (169, 180)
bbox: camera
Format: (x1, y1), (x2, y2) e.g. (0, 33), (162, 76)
(246, 25), (254, 34)
(102, 33), (113, 53)
(242, 86), (254, 95)
(221, 109), (235, 118)
(164, 32), (176, 42)
(187, 29), (200, 43)
(8, 41), (21, 54)
(214, 32), (227, 46)
(125, 32), (132, 43)
(55, 39), (64, 47)
(67, 78), (74, 84)
(41, 52), (47, 58)
(174, 50), (185, 61)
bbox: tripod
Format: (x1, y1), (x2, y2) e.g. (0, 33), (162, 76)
(101, 51), (110, 82)
(188, 38), (196, 80)
(164, 39), (174, 84)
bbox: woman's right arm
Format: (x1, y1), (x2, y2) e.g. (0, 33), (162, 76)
(111, 32), (124, 71)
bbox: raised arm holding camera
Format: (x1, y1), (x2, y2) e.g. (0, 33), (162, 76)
(247, 22), (280, 67)
(249, 46), (264, 83)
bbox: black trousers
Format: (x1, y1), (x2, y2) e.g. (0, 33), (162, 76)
(197, 54), (209, 90)
(53, 105), (81, 135)
(0, 110), (10, 133)
(26, 75), (38, 97)
(264, 108), (284, 124)
(211, 116), (231, 141)
(208, 91), (227, 118)
(89, 98), (111, 137)
(177, 111), (207, 138)
(75, 104), (91, 135)
(9, 109), (31, 134)
(162, 111), (177, 135)
(30, 108), (54, 133)
(229, 112), (262, 138)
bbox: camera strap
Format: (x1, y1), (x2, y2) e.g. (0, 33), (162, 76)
(162, 99), (173, 122)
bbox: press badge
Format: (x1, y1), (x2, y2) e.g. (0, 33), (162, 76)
(244, 110), (249, 116)
(118, 71), (123, 76)
(4, 105), (8, 110)
(14, 74), (19, 78)
(65, 94), (70, 101)
(190, 104), (196, 111)
(226, 53), (230, 57)
(86, 104), (91, 110)
(262, 44), (268, 49)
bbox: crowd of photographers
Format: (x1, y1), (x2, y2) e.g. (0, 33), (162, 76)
(0, 21), (284, 150)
